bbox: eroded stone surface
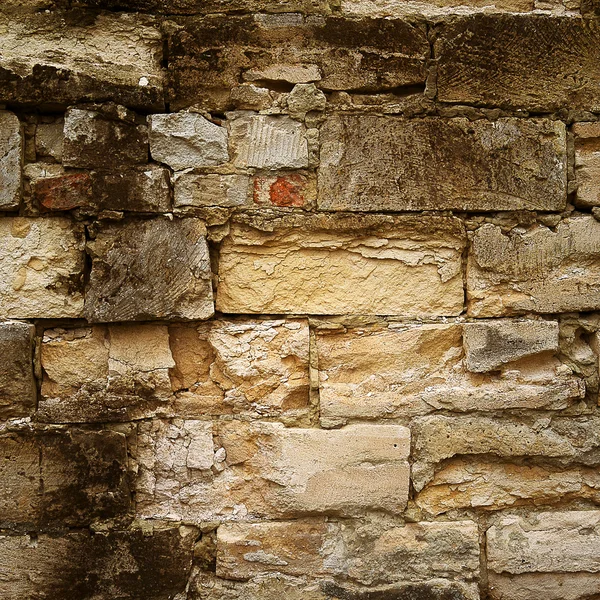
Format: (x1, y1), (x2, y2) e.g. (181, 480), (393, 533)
(174, 173), (249, 208)
(0, 218), (84, 318)
(488, 572), (600, 600)
(573, 122), (600, 208)
(467, 217), (600, 316)
(217, 214), (466, 317)
(85, 218), (213, 322)
(0, 111), (22, 210)
(319, 116), (566, 212)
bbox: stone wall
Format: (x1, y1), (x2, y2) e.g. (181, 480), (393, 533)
(1, 0), (600, 598)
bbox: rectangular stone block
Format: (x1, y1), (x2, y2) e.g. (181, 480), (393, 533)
(71, 0), (330, 12)
(341, 0), (544, 16)
(40, 319), (309, 423)
(0, 526), (197, 599)
(174, 173), (249, 208)
(166, 15), (429, 110)
(135, 421), (410, 520)
(0, 427), (130, 530)
(217, 214), (466, 317)
(85, 218), (213, 322)
(33, 169), (93, 212)
(0, 322), (35, 419)
(0, 218), (84, 319)
(436, 15), (600, 111)
(318, 116), (566, 212)
(488, 572), (600, 600)
(0, 10), (164, 110)
(0, 111), (22, 210)
(316, 322), (582, 427)
(573, 122), (600, 208)
(467, 216), (600, 316)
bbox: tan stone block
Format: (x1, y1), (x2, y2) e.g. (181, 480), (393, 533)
(316, 323), (582, 426)
(0, 218), (84, 319)
(341, 0), (536, 16)
(217, 214), (465, 317)
(467, 216), (600, 316)
(574, 122), (600, 208)
(488, 572), (600, 600)
(319, 116), (566, 212)
(0, 111), (22, 210)
(174, 173), (249, 208)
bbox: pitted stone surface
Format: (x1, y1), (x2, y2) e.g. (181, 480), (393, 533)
(0, 111), (22, 210)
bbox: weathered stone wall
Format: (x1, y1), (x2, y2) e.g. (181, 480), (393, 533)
(2, 0), (600, 598)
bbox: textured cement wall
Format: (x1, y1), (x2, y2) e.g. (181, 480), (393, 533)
(1, 0), (600, 598)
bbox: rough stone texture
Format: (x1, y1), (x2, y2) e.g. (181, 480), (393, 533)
(217, 214), (466, 316)
(35, 120), (63, 161)
(436, 15), (600, 111)
(0, 10), (164, 110)
(0, 427), (130, 530)
(319, 116), (566, 212)
(467, 216), (600, 316)
(0, 111), (22, 210)
(135, 421), (410, 520)
(39, 319), (310, 422)
(0, 526), (197, 599)
(316, 323), (582, 426)
(0, 322), (35, 419)
(85, 218), (213, 322)
(33, 170), (93, 211)
(252, 173), (313, 208)
(174, 173), (249, 208)
(573, 122), (600, 208)
(0, 217), (85, 318)
(488, 572), (600, 600)
(63, 107), (148, 170)
(149, 112), (228, 171)
(166, 15), (429, 110)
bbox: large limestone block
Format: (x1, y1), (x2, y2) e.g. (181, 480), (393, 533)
(487, 511), (600, 574)
(411, 415), (600, 490)
(149, 112), (228, 170)
(174, 173), (249, 208)
(135, 421), (410, 520)
(488, 572), (600, 600)
(0, 526), (197, 599)
(0, 218), (85, 319)
(436, 15), (600, 111)
(467, 216), (600, 316)
(0, 111), (22, 210)
(0, 427), (130, 530)
(573, 122), (600, 208)
(166, 15), (429, 109)
(217, 214), (466, 317)
(0, 322), (35, 419)
(85, 218), (213, 322)
(319, 116), (566, 212)
(316, 322), (582, 426)
(0, 10), (164, 109)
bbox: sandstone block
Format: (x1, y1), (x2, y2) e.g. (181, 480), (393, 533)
(488, 572), (600, 600)
(85, 218), (213, 322)
(436, 15), (600, 111)
(0, 526), (197, 599)
(0, 322), (35, 419)
(467, 216), (600, 316)
(319, 116), (566, 212)
(217, 214), (466, 317)
(463, 320), (559, 372)
(149, 112), (228, 171)
(230, 115), (309, 170)
(63, 107), (148, 170)
(0, 10), (164, 110)
(0, 111), (22, 210)
(0, 427), (130, 530)
(573, 122), (600, 208)
(174, 173), (249, 208)
(316, 322), (582, 426)
(0, 218), (84, 319)
(33, 171), (93, 211)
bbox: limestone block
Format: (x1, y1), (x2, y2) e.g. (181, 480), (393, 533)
(487, 511), (600, 574)
(488, 572), (600, 600)
(174, 173), (249, 208)
(463, 320), (559, 372)
(63, 107), (148, 170)
(467, 216), (600, 316)
(319, 116), (566, 212)
(0, 526), (197, 599)
(573, 122), (600, 208)
(0, 10), (164, 110)
(0, 111), (22, 210)
(149, 112), (228, 170)
(230, 115), (309, 170)
(0, 322), (35, 419)
(287, 84), (327, 119)
(411, 415), (600, 490)
(0, 427), (130, 530)
(35, 120), (63, 161)
(316, 323), (582, 426)
(0, 218), (85, 319)
(217, 214), (466, 317)
(436, 15), (600, 111)
(85, 218), (213, 322)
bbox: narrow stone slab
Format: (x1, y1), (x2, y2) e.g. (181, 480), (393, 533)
(0, 111), (22, 210)
(436, 15), (600, 111)
(174, 173), (249, 208)
(573, 122), (600, 208)
(319, 116), (566, 212)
